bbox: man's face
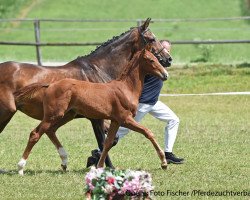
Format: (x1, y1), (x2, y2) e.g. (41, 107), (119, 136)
(161, 41), (171, 53)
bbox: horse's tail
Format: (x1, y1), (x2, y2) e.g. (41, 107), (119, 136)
(14, 83), (49, 103)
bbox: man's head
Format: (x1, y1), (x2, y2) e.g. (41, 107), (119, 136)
(160, 40), (171, 53)
(157, 40), (172, 67)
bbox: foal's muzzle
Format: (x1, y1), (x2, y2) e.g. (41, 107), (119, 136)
(161, 70), (169, 81)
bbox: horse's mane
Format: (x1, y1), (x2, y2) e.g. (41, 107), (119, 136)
(76, 27), (136, 60)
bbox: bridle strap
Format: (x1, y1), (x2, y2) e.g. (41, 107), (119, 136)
(139, 27), (150, 45)
(139, 27), (166, 55)
(154, 46), (165, 56)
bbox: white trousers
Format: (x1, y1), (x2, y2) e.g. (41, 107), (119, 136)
(118, 101), (180, 152)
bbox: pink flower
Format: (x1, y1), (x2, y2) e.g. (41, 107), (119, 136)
(107, 176), (115, 184)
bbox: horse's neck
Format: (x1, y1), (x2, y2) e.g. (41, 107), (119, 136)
(86, 31), (138, 80)
(47, 65), (83, 79)
(87, 49), (133, 80)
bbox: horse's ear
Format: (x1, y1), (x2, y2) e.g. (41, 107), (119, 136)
(140, 18), (151, 31)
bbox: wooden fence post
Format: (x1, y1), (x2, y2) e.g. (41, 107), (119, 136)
(34, 20), (42, 66)
(137, 19), (142, 27)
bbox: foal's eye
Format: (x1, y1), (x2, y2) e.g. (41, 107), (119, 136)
(150, 59), (154, 63)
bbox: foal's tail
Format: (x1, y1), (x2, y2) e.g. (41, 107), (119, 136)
(14, 83), (49, 103)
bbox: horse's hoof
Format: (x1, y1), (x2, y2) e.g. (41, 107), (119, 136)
(161, 163), (168, 170)
(61, 164), (67, 171)
(18, 169), (24, 176)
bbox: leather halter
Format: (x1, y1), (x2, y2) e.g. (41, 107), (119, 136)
(139, 27), (171, 67)
(139, 28), (165, 56)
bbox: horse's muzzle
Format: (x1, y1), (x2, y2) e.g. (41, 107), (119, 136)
(155, 53), (172, 68)
(160, 56), (172, 68)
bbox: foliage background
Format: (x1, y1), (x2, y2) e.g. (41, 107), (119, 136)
(0, 0), (249, 63)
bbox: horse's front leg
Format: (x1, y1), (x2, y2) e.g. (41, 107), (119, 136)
(0, 87), (16, 133)
(97, 121), (119, 168)
(90, 119), (114, 168)
(123, 115), (167, 169)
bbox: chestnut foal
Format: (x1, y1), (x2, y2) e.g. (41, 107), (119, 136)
(17, 48), (169, 175)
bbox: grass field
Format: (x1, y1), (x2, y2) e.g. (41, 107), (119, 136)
(0, 66), (249, 199)
(0, 0), (250, 63)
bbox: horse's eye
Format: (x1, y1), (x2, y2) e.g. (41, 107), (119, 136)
(150, 59), (154, 63)
(149, 38), (156, 43)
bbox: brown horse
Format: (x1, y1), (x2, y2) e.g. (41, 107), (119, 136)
(0, 18), (172, 169)
(15, 47), (169, 175)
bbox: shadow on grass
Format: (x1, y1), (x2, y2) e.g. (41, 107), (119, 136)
(0, 168), (90, 176)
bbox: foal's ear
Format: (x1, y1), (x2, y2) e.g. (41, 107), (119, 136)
(145, 44), (152, 51)
(141, 48), (147, 57)
(141, 18), (151, 31)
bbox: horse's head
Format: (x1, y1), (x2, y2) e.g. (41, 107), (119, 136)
(140, 47), (169, 81)
(138, 18), (172, 68)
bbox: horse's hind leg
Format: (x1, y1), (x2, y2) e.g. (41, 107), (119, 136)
(0, 86), (16, 133)
(46, 110), (76, 171)
(90, 119), (114, 168)
(46, 133), (68, 171)
(123, 115), (168, 169)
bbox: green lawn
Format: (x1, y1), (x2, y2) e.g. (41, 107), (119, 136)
(0, 65), (249, 199)
(0, 95), (249, 200)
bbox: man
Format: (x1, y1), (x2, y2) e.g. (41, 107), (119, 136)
(88, 40), (184, 167)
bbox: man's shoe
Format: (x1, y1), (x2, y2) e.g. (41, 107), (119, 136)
(165, 152), (184, 164)
(86, 156), (97, 168)
(86, 140), (118, 168)
(86, 149), (101, 168)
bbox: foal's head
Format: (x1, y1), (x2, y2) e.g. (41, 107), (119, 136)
(140, 48), (169, 81)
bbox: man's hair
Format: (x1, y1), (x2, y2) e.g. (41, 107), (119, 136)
(160, 39), (171, 45)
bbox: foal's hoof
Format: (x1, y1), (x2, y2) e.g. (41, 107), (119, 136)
(161, 163), (168, 170)
(61, 164), (67, 171)
(17, 165), (24, 175)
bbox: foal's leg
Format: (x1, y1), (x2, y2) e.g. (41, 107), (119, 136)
(17, 121), (51, 175)
(90, 119), (114, 168)
(0, 86), (16, 133)
(97, 121), (119, 168)
(46, 110), (76, 171)
(123, 116), (167, 169)
(46, 133), (68, 171)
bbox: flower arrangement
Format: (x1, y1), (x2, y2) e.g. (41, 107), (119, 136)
(85, 167), (154, 200)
